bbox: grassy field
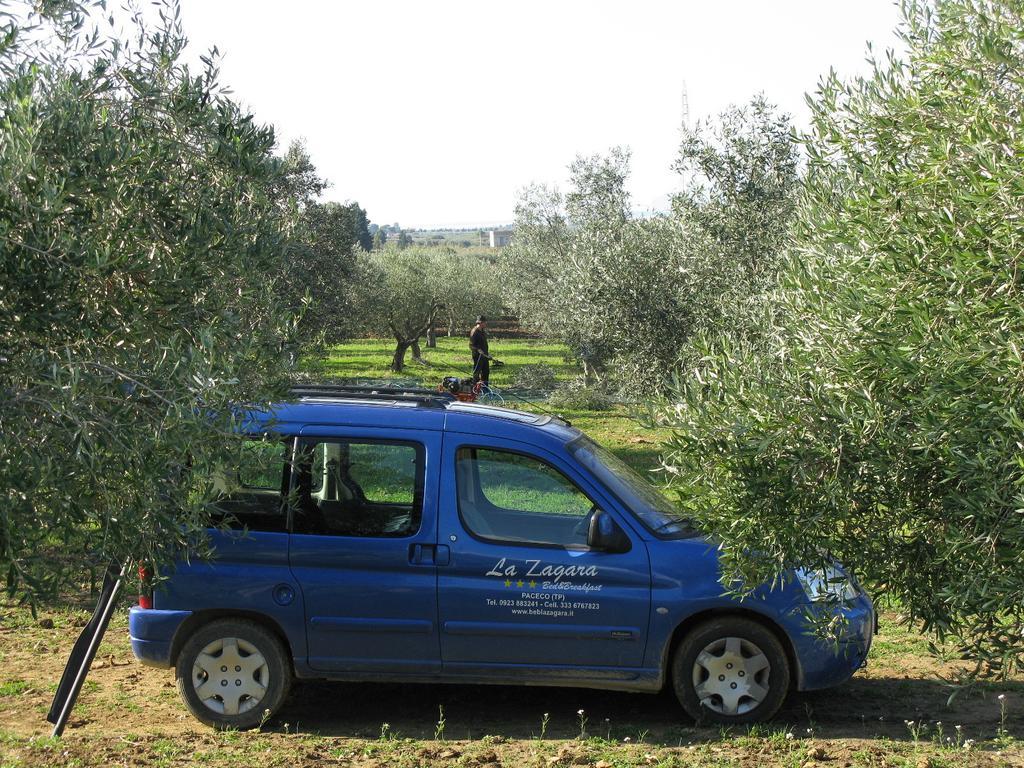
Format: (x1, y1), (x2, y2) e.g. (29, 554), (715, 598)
(314, 336), (578, 390)
(313, 337), (669, 474)
(0, 337), (1021, 767)
(407, 230), (497, 248)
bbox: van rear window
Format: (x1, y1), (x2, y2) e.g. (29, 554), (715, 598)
(211, 437), (291, 533)
(292, 439), (424, 538)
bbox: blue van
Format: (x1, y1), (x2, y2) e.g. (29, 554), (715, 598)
(128, 386), (874, 729)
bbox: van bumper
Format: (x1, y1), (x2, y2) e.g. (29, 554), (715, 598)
(129, 607), (192, 669)
(795, 595), (875, 691)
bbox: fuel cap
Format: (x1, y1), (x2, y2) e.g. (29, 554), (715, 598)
(272, 583), (295, 606)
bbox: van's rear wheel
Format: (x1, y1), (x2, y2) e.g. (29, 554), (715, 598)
(672, 617), (789, 724)
(176, 618), (291, 730)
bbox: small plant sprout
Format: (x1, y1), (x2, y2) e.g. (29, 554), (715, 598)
(997, 694), (1008, 739)
(258, 708), (272, 729)
(934, 721), (943, 744)
(435, 705), (446, 741)
(905, 719), (924, 747)
(605, 717), (611, 740)
(576, 709), (587, 739)
(539, 712), (550, 740)
(379, 722), (391, 741)
(955, 724), (964, 749)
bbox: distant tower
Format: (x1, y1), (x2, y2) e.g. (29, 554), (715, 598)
(680, 81), (690, 129)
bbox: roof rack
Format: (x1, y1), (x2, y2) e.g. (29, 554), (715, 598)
(288, 383), (455, 408)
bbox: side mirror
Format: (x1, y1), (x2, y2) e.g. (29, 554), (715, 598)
(587, 509), (630, 553)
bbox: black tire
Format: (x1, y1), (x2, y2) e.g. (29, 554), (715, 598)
(175, 618), (292, 730)
(671, 617), (790, 725)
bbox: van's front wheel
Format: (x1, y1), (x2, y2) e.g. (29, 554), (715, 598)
(176, 618), (291, 730)
(672, 617), (789, 725)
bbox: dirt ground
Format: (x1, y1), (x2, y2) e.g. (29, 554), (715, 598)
(0, 601), (1021, 767)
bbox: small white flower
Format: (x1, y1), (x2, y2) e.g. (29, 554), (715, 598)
(785, 732), (794, 740)
(935, 721), (942, 726)
(997, 694), (1006, 701)
(624, 737), (631, 743)
(577, 709), (585, 715)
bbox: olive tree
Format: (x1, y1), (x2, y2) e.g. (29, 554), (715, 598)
(673, 95), (800, 328)
(0, 1), (300, 599)
(503, 107), (798, 391)
(270, 141), (375, 355)
(658, 0), (1024, 676)
(359, 246), (501, 372)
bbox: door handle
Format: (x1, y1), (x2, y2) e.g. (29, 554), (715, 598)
(408, 544), (450, 566)
(434, 545), (450, 566)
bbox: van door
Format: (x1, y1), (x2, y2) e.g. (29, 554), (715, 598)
(436, 436), (651, 676)
(288, 426), (443, 675)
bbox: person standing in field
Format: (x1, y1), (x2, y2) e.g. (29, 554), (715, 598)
(469, 315), (490, 386)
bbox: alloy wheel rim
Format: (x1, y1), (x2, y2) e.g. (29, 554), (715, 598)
(191, 636), (269, 716)
(691, 636), (771, 716)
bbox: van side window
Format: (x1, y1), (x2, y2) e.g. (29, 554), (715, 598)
(211, 437), (290, 533)
(293, 439), (423, 538)
(456, 447), (594, 548)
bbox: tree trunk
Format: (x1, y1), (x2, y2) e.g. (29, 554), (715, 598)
(426, 328), (436, 348)
(411, 338), (423, 360)
(391, 340), (411, 372)
(582, 357), (602, 385)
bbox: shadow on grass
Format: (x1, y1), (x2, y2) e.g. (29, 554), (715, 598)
(484, 348), (574, 360)
(319, 360), (401, 373)
(276, 676), (1024, 744)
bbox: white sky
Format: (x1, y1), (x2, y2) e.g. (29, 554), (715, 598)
(178, 1), (904, 229)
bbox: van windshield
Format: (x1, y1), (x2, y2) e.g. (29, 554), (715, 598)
(567, 436), (698, 538)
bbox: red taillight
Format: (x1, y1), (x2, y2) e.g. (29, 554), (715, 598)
(138, 564), (153, 609)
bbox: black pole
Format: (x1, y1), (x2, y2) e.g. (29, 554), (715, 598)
(47, 562), (125, 737)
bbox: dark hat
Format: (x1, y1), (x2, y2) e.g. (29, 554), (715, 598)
(476, 315), (487, 323)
